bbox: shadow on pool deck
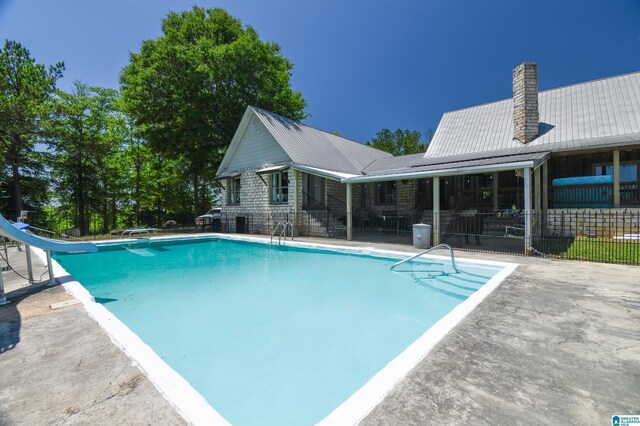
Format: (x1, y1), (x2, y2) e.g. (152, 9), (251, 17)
(0, 297), (20, 354)
(0, 284), (56, 354)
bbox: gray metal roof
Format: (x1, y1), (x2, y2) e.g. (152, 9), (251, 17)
(360, 149), (550, 179)
(344, 151), (550, 182)
(251, 107), (392, 175)
(218, 70), (640, 182)
(426, 71), (640, 158)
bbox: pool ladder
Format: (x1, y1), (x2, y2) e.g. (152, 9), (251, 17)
(390, 243), (460, 273)
(271, 221), (294, 245)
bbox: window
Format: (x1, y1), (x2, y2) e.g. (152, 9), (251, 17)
(228, 177), (241, 205)
(270, 172), (289, 204)
(375, 181), (396, 205)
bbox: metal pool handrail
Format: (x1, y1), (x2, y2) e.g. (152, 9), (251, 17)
(271, 222), (285, 243)
(390, 243), (460, 273)
(270, 221), (294, 245)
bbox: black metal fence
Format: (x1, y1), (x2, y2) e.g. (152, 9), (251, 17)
(22, 210), (200, 241)
(436, 210), (640, 265)
(216, 209), (640, 265)
(529, 210), (640, 265)
(21, 207), (640, 265)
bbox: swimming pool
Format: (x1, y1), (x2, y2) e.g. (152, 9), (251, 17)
(52, 236), (515, 425)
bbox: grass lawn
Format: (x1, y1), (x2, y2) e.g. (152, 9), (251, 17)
(563, 237), (640, 264)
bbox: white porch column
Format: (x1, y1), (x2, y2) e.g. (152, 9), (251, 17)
(542, 161), (549, 236)
(542, 162), (549, 211)
(524, 167), (532, 255)
(346, 183), (353, 241)
(534, 166), (541, 236)
(492, 172), (499, 210)
(293, 170), (299, 228)
(613, 150), (621, 208)
(433, 176), (440, 246)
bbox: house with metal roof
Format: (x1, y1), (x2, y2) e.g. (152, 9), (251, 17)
(216, 63), (640, 252)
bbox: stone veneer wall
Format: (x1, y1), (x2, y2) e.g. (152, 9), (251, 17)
(220, 168), (295, 233)
(220, 169), (340, 237)
(545, 208), (640, 238)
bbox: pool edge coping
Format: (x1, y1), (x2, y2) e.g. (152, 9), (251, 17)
(32, 246), (230, 426)
(36, 234), (518, 426)
(220, 235), (518, 425)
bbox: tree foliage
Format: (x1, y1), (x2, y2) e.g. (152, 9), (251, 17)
(120, 6), (306, 214)
(0, 40), (63, 217)
(2, 8), (308, 233)
(367, 128), (427, 156)
(45, 82), (121, 235)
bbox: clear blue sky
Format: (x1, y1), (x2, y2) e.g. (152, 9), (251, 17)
(1, 0), (639, 143)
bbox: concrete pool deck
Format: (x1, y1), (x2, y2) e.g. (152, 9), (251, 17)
(0, 235), (638, 424)
(0, 245), (185, 425)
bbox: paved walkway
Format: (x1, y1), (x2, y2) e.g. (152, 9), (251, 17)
(0, 237), (638, 425)
(361, 249), (640, 425)
(0, 245), (185, 425)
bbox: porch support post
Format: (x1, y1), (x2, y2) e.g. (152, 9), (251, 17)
(542, 161), (549, 235)
(534, 166), (541, 236)
(524, 167), (532, 255)
(613, 150), (621, 208)
(293, 170), (299, 229)
(346, 183), (353, 241)
(492, 172), (499, 210)
(542, 162), (548, 211)
(433, 176), (441, 246)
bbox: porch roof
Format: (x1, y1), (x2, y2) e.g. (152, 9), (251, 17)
(342, 151), (550, 183)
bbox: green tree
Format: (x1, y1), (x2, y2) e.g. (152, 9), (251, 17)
(0, 40), (63, 217)
(119, 138), (194, 228)
(120, 6), (306, 214)
(46, 82), (121, 235)
(367, 129), (426, 156)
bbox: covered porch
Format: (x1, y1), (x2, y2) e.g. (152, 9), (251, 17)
(340, 153), (548, 253)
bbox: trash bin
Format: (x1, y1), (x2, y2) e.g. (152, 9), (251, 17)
(412, 224), (431, 249)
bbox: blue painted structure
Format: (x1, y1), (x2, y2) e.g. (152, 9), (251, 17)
(552, 175), (614, 208)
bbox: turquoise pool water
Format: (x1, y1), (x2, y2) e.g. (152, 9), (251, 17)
(54, 238), (503, 425)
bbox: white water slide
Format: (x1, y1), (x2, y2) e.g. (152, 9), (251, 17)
(0, 213), (97, 305)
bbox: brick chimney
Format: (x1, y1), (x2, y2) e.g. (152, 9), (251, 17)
(512, 62), (539, 144)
